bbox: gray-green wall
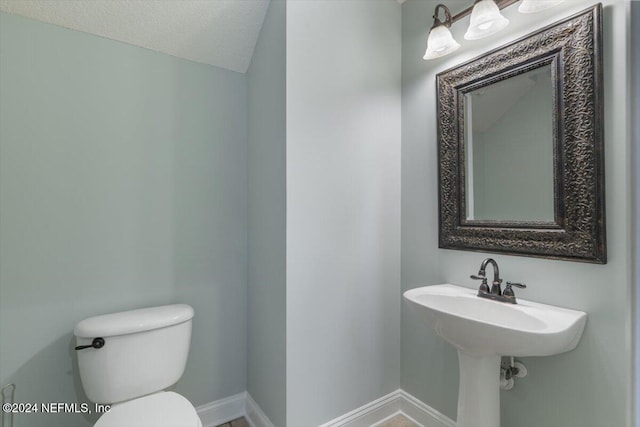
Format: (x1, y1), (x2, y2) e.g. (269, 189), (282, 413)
(632, 3), (640, 426)
(0, 12), (248, 427)
(247, 1), (287, 426)
(286, 1), (401, 425)
(401, 1), (633, 426)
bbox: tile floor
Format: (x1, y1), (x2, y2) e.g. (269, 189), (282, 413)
(379, 414), (419, 427)
(215, 417), (250, 427)
(214, 413), (418, 427)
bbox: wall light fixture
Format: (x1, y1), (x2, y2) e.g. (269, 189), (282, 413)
(518, 0), (565, 14)
(423, 0), (565, 60)
(423, 5), (461, 60)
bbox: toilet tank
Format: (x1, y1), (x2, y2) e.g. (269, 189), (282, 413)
(74, 304), (194, 404)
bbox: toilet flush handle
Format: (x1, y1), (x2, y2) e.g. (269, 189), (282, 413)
(75, 337), (105, 351)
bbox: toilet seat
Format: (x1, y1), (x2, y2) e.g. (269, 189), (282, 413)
(94, 391), (202, 427)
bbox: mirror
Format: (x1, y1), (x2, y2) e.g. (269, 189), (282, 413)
(437, 5), (606, 263)
(464, 65), (554, 223)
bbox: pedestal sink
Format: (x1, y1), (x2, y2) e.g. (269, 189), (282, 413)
(403, 284), (586, 427)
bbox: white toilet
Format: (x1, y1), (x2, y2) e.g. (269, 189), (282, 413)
(74, 304), (202, 427)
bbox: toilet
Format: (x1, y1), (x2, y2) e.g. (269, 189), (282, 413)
(74, 304), (202, 427)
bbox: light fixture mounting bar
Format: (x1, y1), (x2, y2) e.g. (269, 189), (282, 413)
(450, 0), (520, 24)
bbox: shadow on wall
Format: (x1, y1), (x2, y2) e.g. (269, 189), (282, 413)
(5, 334), (98, 427)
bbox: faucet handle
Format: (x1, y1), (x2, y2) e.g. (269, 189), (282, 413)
(506, 282), (526, 289)
(471, 274), (490, 294)
(503, 282), (526, 300)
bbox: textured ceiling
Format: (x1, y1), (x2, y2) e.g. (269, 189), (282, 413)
(0, 0), (270, 73)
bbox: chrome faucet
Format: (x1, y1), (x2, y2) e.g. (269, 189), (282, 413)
(470, 258), (526, 304)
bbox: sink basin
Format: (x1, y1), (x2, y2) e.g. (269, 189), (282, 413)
(403, 284), (586, 357)
(404, 284), (586, 427)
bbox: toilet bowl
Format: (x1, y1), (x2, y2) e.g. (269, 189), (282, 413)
(74, 304), (201, 427)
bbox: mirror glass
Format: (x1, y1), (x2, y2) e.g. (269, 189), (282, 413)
(463, 65), (554, 222)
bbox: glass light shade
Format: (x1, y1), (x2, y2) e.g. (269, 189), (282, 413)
(464, 0), (509, 40)
(518, 0), (565, 14)
(423, 25), (461, 60)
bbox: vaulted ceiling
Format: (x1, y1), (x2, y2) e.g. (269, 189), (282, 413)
(0, 0), (271, 73)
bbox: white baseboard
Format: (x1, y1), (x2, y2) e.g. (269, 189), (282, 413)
(196, 391), (246, 427)
(196, 391), (275, 427)
(245, 392), (276, 427)
(398, 390), (455, 427)
(319, 389), (455, 427)
(319, 391), (403, 427)
(196, 389), (452, 427)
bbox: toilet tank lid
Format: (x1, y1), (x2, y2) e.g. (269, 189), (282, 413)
(74, 304), (194, 338)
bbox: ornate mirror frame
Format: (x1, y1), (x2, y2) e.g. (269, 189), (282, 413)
(437, 5), (606, 263)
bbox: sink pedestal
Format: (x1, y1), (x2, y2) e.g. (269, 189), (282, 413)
(404, 284), (587, 427)
(456, 351), (500, 427)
